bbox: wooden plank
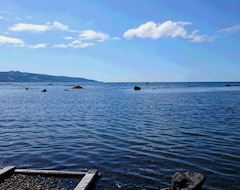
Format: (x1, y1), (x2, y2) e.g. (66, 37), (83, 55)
(0, 166), (16, 180)
(74, 169), (98, 190)
(14, 169), (86, 177)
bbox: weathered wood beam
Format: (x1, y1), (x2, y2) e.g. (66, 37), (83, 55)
(74, 169), (98, 190)
(0, 166), (16, 181)
(14, 169), (86, 177)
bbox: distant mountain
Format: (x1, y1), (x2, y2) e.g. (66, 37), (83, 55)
(0, 71), (97, 82)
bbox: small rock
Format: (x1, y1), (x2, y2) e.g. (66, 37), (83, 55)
(42, 89), (47, 92)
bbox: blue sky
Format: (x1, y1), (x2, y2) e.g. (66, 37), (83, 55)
(0, 0), (240, 82)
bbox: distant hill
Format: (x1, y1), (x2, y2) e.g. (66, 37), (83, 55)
(0, 71), (97, 82)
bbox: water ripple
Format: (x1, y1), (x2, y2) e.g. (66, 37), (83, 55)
(0, 83), (240, 189)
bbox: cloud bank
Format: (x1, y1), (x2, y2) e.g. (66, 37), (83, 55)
(4, 20), (110, 48)
(2, 16), (235, 49)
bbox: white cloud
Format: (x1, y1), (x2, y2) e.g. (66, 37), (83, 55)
(123, 21), (190, 39)
(52, 21), (69, 31)
(112, 37), (121, 41)
(54, 40), (94, 48)
(123, 20), (215, 43)
(8, 21), (71, 33)
(6, 21), (110, 48)
(56, 30), (109, 48)
(219, 25), (240, 33)
(69, 40), (95, 48)
(187, 30), (217, 42)
(15, 17), (22, 21)
(0, 35), (24, 46)
(9, 23), (50, 32)
(53, 44), (67, 48)
(63, 36), (74, 40)
(29, 43), (47, 49)
(0, 16), (7, 20)
(79, 30), (109, 42)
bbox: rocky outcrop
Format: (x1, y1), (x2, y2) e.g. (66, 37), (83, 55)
(161, 172), (206, 190)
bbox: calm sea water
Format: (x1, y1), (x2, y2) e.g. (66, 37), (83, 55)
(0, 82), (240, 189)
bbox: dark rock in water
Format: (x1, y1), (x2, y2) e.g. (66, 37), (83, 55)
(72, 85), (83, 89)
(161, 172), (205, 190)
(225, 84), (240, 87)
(42, 89), (47, 92)
(171, 172), (205, 190)
(134, 86), (141, 90)
(25, 88), (29, 90)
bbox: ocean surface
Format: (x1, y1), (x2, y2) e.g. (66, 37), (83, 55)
(0, 82), (240, 189)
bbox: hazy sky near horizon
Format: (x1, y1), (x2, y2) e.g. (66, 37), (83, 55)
(0, 0), (240, 82)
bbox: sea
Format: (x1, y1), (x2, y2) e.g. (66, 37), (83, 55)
(0, 82), (240, 190)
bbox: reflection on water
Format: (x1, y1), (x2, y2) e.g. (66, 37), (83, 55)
(0, 82), (240, 189)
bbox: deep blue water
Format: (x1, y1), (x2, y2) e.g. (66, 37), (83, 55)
(0, 82), (240, 189)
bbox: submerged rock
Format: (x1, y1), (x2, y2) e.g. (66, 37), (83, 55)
(134, 86), (141, 90)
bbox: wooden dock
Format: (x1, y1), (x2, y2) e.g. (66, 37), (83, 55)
(0, 166), (99, 190)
